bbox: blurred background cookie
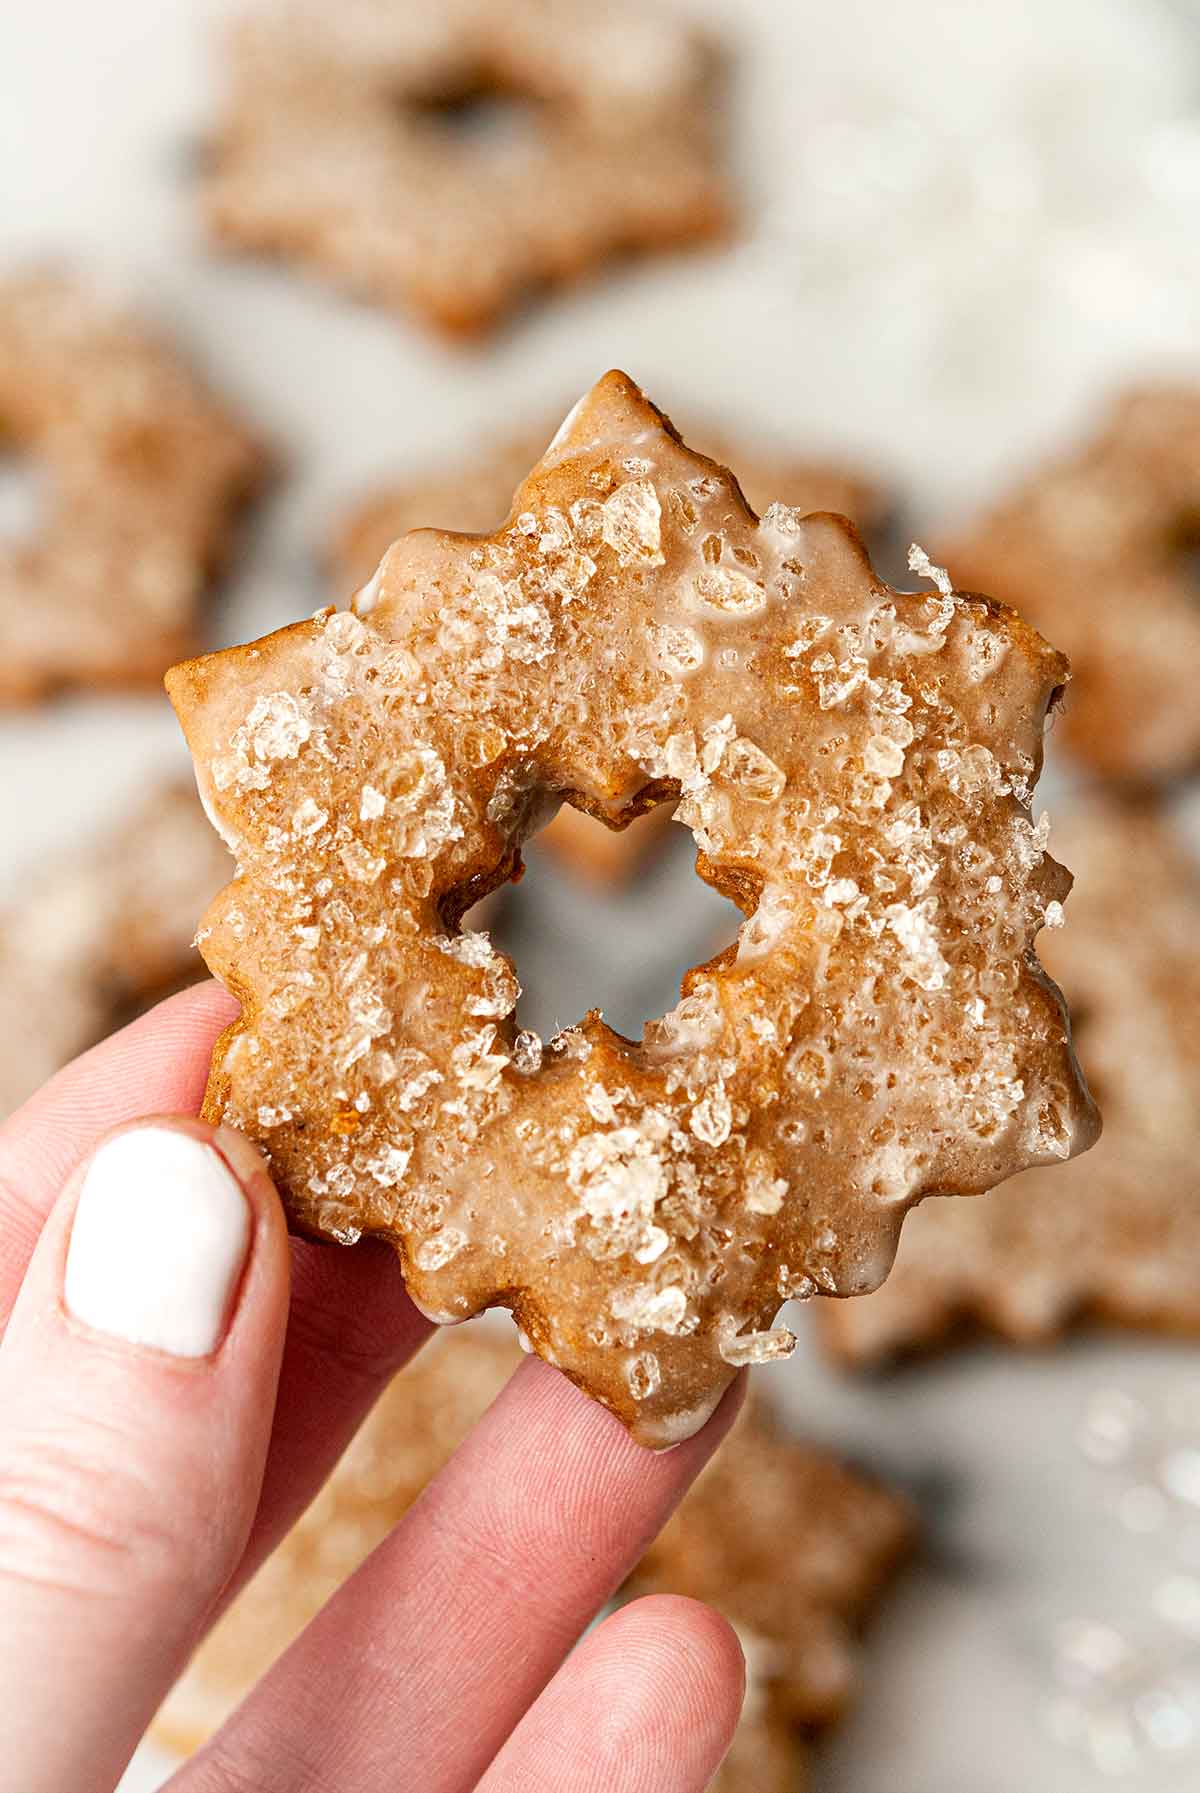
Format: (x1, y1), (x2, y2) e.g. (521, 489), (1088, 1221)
(940, 387), (1200, 783)
(0, 272), (264, 702)
(818, 800), (1200, 1365)
(0, 782), (231, 1119)
(153, 1328), (519, 1757)
(201, 0), (733, 338)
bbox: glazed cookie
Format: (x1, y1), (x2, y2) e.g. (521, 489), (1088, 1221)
(332, 419), (889, 886)
(0, 783), (233, 1118)
(168, 371), (1097, 1446)
(0, 272), (263, 702)
(202, 0), (731, 338)
(819, 800), (1200, 1364)
(0, 780), (496, 1120)
(941, 385), (1200, 781)
(330, 423), (890, 594)
(154, 1327), (912, 1793)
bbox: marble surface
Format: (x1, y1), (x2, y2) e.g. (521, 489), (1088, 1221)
(2, 1), (1200, 1788)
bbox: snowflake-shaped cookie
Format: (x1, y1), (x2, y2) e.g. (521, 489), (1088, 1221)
(168, 371), (1097, 1444)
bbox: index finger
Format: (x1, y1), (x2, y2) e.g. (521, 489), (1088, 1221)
(171, 1361), (748, 1793)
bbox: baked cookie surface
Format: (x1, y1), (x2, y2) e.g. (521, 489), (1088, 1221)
(819, 801), (1199, 1364)
(169, 372), (1097, 1445)
(330, 416), (889, 888)
(0, 273), (263, 702)
(203, 0), (732, 337)
(942, 386), (1200, 781)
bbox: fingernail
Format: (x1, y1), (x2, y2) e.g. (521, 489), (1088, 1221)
(64, 1127), (251, 1357)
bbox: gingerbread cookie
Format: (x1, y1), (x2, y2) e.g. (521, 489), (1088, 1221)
(154, 1329), (912, 1793)
(202, 0), (731, 339)
(717, 1719), (809, 1793)
(0, 273), (264, 702)
(168, 371), (1097, 1446)
(941, 385), (1200, 781)
(330, 423), (890, 595)
(0, 783), (232, 1118)
(819, 800), (1200, 1365)
(332, 420), (888, 887)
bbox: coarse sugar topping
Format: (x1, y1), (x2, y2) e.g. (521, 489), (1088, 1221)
(167, 370), (1098, 1445)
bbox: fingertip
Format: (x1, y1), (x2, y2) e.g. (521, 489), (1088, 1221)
(511, 1353), (746, 1460)
(36, 981), (240, 1126)
(468, 1355), (749, 1569)
(212, 1118), (275, 1187)
(478, 1592), (746, 1793)
(0, 982), (244, 1322)
(597, 1593), (747, 1733)
(211, 1119), (291, 1276)
(584, 1596), (746, 1791)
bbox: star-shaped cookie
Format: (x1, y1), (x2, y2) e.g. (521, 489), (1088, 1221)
(940, 386), (1200, 781)
(203, 0), (732, 337)
(168, 371), (1097, 1444)
(0, 273), (263, 702)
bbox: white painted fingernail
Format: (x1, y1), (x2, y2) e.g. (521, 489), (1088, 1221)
(64, 1128), (251, 1357)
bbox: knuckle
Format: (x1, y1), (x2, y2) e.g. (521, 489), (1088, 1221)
(0, 1422), (223, 1607)
(187, 1732), (339, 1793)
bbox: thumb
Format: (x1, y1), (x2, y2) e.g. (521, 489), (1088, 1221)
(0, 1118), (289, 1793)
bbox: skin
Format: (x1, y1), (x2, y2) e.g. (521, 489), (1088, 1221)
(0, 983), (746, 1793)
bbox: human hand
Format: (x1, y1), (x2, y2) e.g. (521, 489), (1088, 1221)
(0, 983), (746, 1793)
